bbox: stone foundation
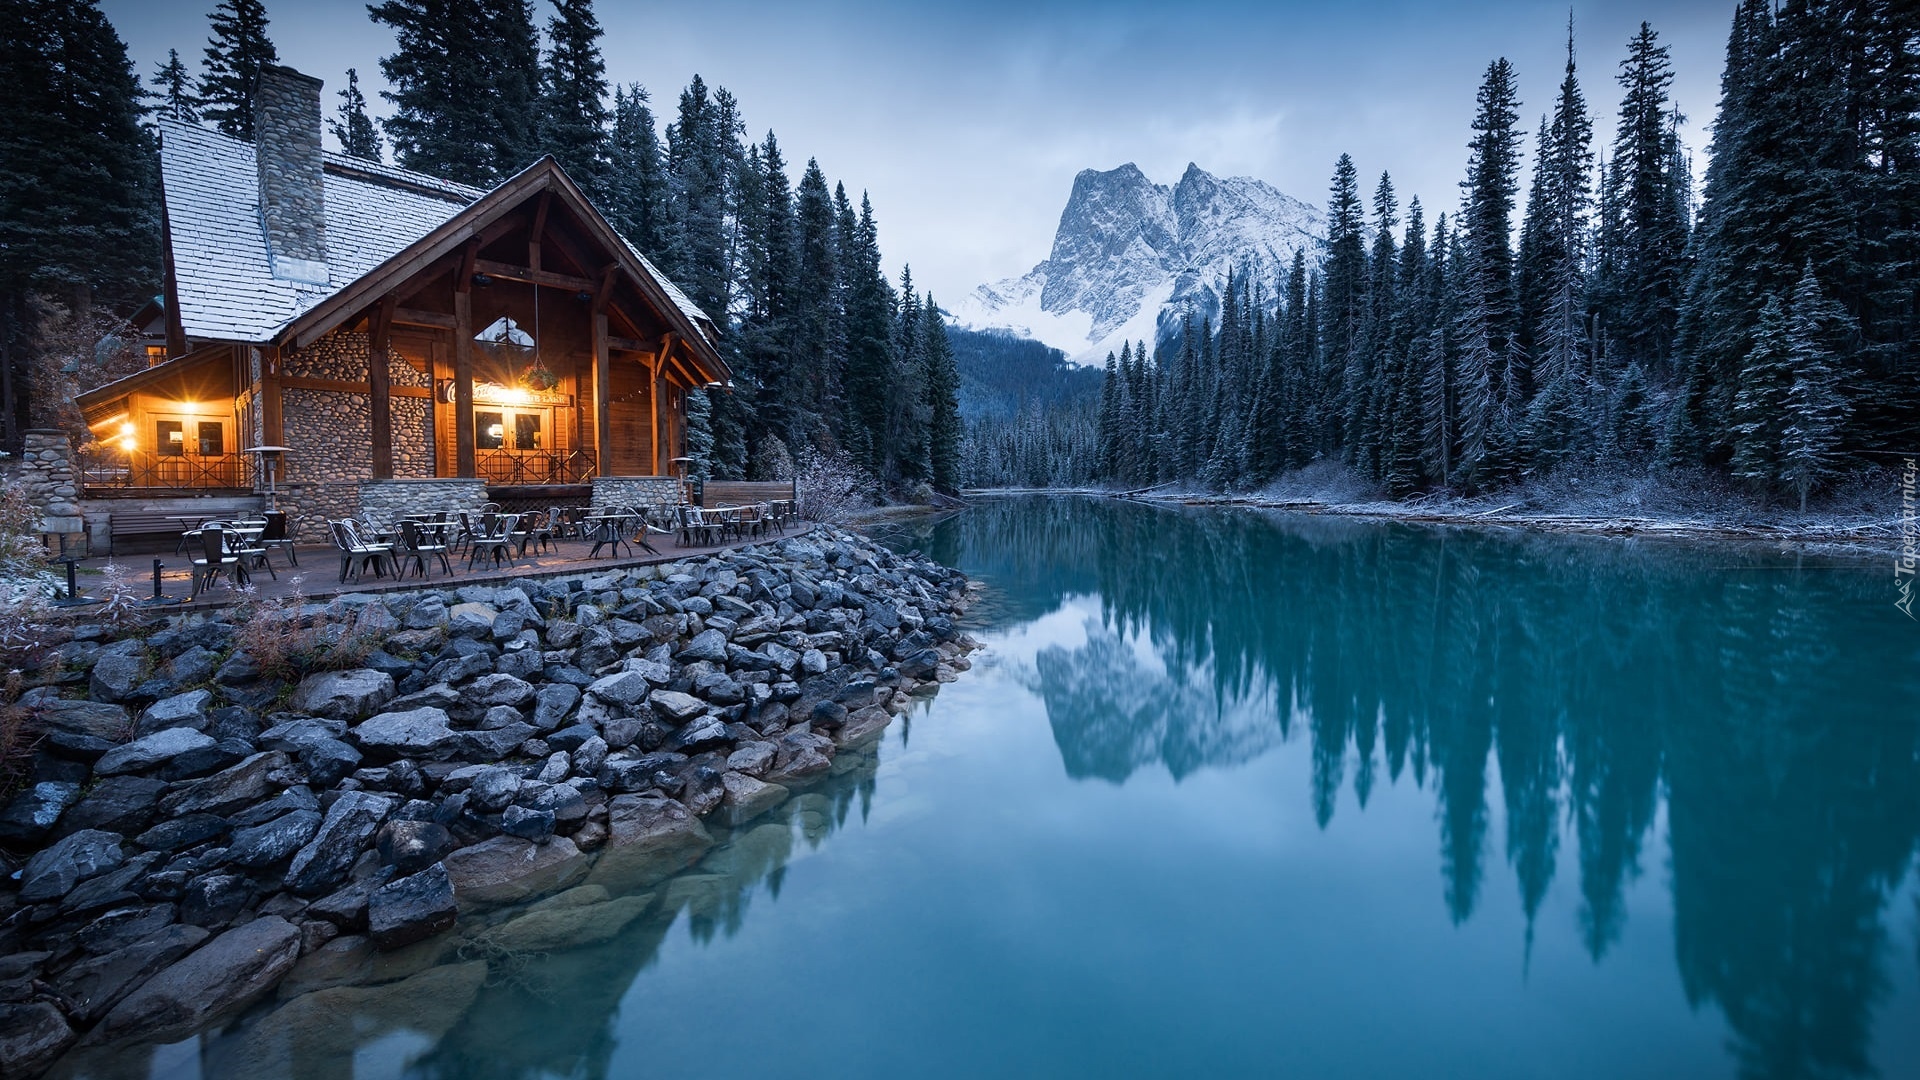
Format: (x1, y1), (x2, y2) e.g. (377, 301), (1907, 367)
(591, 476), (680, 509)
(359, 478), (489, 523)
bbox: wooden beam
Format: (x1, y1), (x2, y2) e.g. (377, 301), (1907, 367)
(368, 294), (396, 479)
(528, 190), (551, 272)
(649, 349), (661, 476)
(260, 345), (284, 447)
(453, 290), (475, 478)
(593, 312), (611, 473)
(282, 375), (429, 397)
(473, 259), (596, 292)
(590, 262), (618, 316)
(394, 307), (456, 329)
(607, 334), (650, 354)
(457, 239), (481, 295)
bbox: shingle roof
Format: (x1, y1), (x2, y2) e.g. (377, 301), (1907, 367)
(158, 119), (715, 345)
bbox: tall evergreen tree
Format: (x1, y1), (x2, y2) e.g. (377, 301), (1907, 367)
(150, 48), (200, 124)
(1594, 22), (1689, 373)
(538, 0), (610, 195)
(792, 159), (843, 439)
(1516, 18), (1594, 398)
(1456, 57), (1525, 486)
(604, 84), (670, 259)
(372, 0), (504, 185)
(327, 67), (383, 162)
(1778, 264), (1851, 511)
(0, 0), (160, 442)
(923, 296), (962, 494)
(482, 0), (542, 175)
(1323, 154), (1368, 457)
(198, 0), (278, 140)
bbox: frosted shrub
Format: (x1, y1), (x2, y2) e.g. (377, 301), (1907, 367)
(796, 448), (880, 525)
(231, 578), (384, 681)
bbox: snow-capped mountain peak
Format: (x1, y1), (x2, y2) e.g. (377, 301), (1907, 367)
(952, 162), (1325, 365)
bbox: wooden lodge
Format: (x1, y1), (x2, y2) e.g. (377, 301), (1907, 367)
(73, 66), (728, 545)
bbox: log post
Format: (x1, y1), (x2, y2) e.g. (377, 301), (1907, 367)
(367, 294), (396, 478)
(453, 290), (475, 480)
(592, 312), (611, 473)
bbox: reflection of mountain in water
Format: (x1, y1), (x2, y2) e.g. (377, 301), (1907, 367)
(900, 496), (1920, 1080)
(1029, 619), (1284, 782)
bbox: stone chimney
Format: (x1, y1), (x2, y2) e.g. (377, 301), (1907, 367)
(254, 65), (328, 286)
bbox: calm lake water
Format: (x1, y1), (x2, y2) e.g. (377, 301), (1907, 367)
(67, 496), (1920, 1080)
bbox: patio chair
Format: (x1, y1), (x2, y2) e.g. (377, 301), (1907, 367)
(516, 510), (555, 556)
(467, 512), (520, 570)
(585, 511), (632, 559)
(228, 522), (277, 581)
(676, 505), (721, 547)
(259, 511), (298, 566)
(188, 525), (247, 598)
(330, 519), (395, 583)
(399, 519), (452, 578)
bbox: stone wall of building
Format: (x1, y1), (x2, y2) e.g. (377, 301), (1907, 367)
(18, 430), (85, 549)
(273, 481), (360, 544)
(282, 329), (436, 485)
(592, 476), (680, 509)
(358, 479), (489, 524)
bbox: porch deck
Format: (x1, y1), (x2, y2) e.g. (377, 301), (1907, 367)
(66, 520), (806, 610)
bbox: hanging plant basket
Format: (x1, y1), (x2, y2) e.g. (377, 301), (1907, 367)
(521, 364), (560, 392)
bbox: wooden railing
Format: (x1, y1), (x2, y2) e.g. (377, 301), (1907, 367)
(79, 450), (250, 491)
(475, 449), (597, 486)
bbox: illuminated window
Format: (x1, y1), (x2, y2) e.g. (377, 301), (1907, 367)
(156, 420), (184, 456)
(477, 411), (505, 450)
(198, 421), (223, 456)
(514, 412), (542, 450)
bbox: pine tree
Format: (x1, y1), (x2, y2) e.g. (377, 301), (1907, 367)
(1323, 155), (1368, 456)
(1516, 18), (1594, 403)
(792, 159), (842, 439)
(1457, 58), (1524, 487)
(539, 0), (610, 196)
(1778, 264), (1852, 511)
(923, 295), (962, 493)
(327, 68), (383, 162)
(1594, 23), (1689, 374)
(372, 0), (505, 185)
(0, 0), (160, 440)
(483, 0), (542, 176)
(665, 74), (732, 319)
(605, 84), (670, 259)
(150, 49), (200, 124)
(198, 0), (278, 140)
(1729, 296), (1792, 492)
(683, 386), (715, 482)
(841, 193), (895, 475)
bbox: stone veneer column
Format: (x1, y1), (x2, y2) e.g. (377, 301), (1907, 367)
(19, 430), (86, 551)
(591, 476), (682, 508)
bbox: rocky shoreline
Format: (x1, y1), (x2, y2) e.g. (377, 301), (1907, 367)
(0, 528), (978, 1076)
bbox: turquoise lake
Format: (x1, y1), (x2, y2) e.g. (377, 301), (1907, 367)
(70, 496), (1920, 1079)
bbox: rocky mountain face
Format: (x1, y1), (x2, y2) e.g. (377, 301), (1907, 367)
(952, 163), (1325, 366)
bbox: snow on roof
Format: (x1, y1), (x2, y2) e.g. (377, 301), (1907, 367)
(158, 119), (715, 344)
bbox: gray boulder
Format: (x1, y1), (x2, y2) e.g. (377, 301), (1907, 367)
(89, 915), (301, 1045)
(466, 766), (520, 812)
(0, 780), (81, 844)
(55, 923), (210, 1023)
(137, 690), (215, 735)
(531, 683), (581, 732)
(648, 689), (707, 723)
(226, 809), (323, 869)
(95, 727), (216, 776)
(285, 791), (395, 896)
(159, 751), (288, 818)
(585, 670), (651, 707)
(468, 673), (536, 709)
(0, 1002), (74, 1077)
(367, 863), (457, 950)
(444, 835), (588, 906)
(353, 707), (458, 758)
(257, 716), (349, 751)
(37, 699), (133, 740)
(375, 820), (454, 874)
(675, 628), (730, 663)
(60, 776), (167, 835)
(89, 651), (148, 703)
(288, 669), (396, 721)
(720, 771), (789, 826)
(20, 829), (125, 902)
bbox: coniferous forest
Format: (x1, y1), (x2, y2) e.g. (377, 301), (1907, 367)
(1087, 4), (1918, 510)
(0, 0), (962, 493)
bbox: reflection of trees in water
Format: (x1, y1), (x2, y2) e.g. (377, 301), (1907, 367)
(914, 497), (1920, 1080)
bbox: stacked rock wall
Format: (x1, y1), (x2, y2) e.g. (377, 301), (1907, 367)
(591, 476), (679, 509)
(0, 529), (978, 1074)
(18, 431), (85, 552)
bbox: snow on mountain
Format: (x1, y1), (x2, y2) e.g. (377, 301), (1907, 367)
(953, 162), (1325, 366)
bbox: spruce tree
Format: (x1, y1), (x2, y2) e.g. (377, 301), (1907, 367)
(372, 0), (503, 185)
(482, 0), (542, 177)
(1594, 23), (1689, 374)
(1778, 265), (1852, 511)
(327, 68), (383, 162)
(0, 0), (160, 440)
(605, 84), (670, 260)
(1516, 19), (1593, 405)
(539, 0), (610, 196)
(1457, 58), (1524, 487)
(199, 0), (278, 140)
(1322, 155), (1367, 456)
(151, 48), (200, 124)
(840, 193), (895, 475)
(1729, 295), (1792, 493)
(923, 295), (962, 493)
(793, 159), (842, 438)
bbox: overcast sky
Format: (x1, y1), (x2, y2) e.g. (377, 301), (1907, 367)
(102, 0), (1734, 304)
